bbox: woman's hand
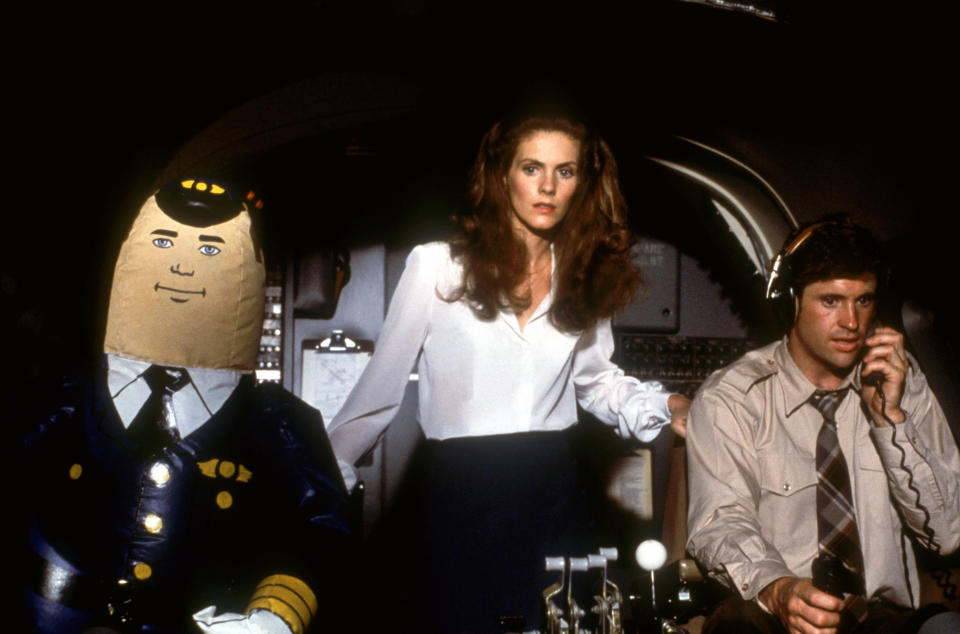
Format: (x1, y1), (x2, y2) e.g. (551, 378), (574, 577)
(667, 394), (691, 438)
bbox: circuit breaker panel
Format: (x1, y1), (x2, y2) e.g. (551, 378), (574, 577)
(255, 264), (284, 385)
(615, 334), (751, 398)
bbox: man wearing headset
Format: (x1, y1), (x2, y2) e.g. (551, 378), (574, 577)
(686, 217), (960, 633)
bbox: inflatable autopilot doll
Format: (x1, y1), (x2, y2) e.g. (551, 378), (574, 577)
(22, 178), (350, 633)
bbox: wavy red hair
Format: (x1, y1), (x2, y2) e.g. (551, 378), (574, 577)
(448, 115), (640, 332)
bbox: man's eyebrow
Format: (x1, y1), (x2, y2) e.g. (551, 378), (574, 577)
(198, 235), (225, 243)
(151, 229), (178, 237)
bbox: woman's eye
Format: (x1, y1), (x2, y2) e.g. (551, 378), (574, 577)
(559, 168), (575, 179)
(199, 245), (221, 256)
(152, 238), (173, 248)
(522, 165), (538, 175)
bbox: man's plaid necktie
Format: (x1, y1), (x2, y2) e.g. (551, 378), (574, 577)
(810, 389), (865, 581)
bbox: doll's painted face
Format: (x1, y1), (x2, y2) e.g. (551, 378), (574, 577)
(104, 194), (265, 370)
(149, 223), (223, 303)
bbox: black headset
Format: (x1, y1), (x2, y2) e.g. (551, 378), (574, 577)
(767, 219), (892, 331)
(765, 221), (835, 327)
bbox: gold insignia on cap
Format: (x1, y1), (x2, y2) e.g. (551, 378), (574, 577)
(69, 464), (83, 480)
(133, 562), (153, 580)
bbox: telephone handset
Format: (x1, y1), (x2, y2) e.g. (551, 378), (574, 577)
(857, 321), (885, 389)
(860, 368), (884, 388)
(857, 325), (959, 606)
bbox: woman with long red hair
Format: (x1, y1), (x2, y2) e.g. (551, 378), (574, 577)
(329, 109), (689, 632)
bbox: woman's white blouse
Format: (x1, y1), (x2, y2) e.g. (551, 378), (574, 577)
(328, 242), (672, 464)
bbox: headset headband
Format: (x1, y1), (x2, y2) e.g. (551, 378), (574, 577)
(765, 220), (835, 300)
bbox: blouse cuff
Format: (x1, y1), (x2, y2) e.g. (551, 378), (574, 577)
(620, 383), (673, 442)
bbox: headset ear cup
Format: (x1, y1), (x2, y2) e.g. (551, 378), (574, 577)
(769, 286), (796, 332)
(767, 220), (833, 333)
(766, 254), (797, 331)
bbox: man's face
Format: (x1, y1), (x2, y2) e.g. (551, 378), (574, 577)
(787, 273), (877, 388)
(104, 196), (265, 370)
(147, 226), (225, 304)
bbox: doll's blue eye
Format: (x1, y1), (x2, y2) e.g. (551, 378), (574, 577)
(199, 245), (221, 256)
(152, 238), (173, 248)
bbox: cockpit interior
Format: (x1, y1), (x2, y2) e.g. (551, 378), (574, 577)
(9, 2), (959, 632)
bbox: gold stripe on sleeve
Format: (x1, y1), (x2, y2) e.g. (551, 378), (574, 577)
(246, 574), (317, 634)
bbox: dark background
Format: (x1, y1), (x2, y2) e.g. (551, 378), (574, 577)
(5, 1), (957, 387)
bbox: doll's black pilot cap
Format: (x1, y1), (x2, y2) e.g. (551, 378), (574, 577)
(155, 178), (249, 228)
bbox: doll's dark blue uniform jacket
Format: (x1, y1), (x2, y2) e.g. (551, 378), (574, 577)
(21, 358), (351, 633)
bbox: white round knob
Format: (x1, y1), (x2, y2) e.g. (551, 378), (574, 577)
(635, 540), (667, 571)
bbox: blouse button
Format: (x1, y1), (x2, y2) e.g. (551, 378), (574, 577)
(783, 483), (791, 492)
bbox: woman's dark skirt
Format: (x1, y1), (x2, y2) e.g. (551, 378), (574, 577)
(417, 427), (595, 634)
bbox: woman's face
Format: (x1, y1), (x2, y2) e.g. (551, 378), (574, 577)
(505, 129), (580, 239)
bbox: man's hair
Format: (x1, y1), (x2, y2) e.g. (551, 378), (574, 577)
(786, 215), (885, 295)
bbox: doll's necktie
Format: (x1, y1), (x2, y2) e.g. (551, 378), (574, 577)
(127, 364), (189, 456)
(811, 389), (865, 581)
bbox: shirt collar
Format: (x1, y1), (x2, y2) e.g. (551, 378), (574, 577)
(526, 243), (557, 326)
(499, 243), (557, 336)
(106, 353), (244, 435)
(774, 336), (854, 417)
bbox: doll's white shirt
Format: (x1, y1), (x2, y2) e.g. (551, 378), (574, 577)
(107, 353), (243, 437)
(328, 241), (672, 465)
